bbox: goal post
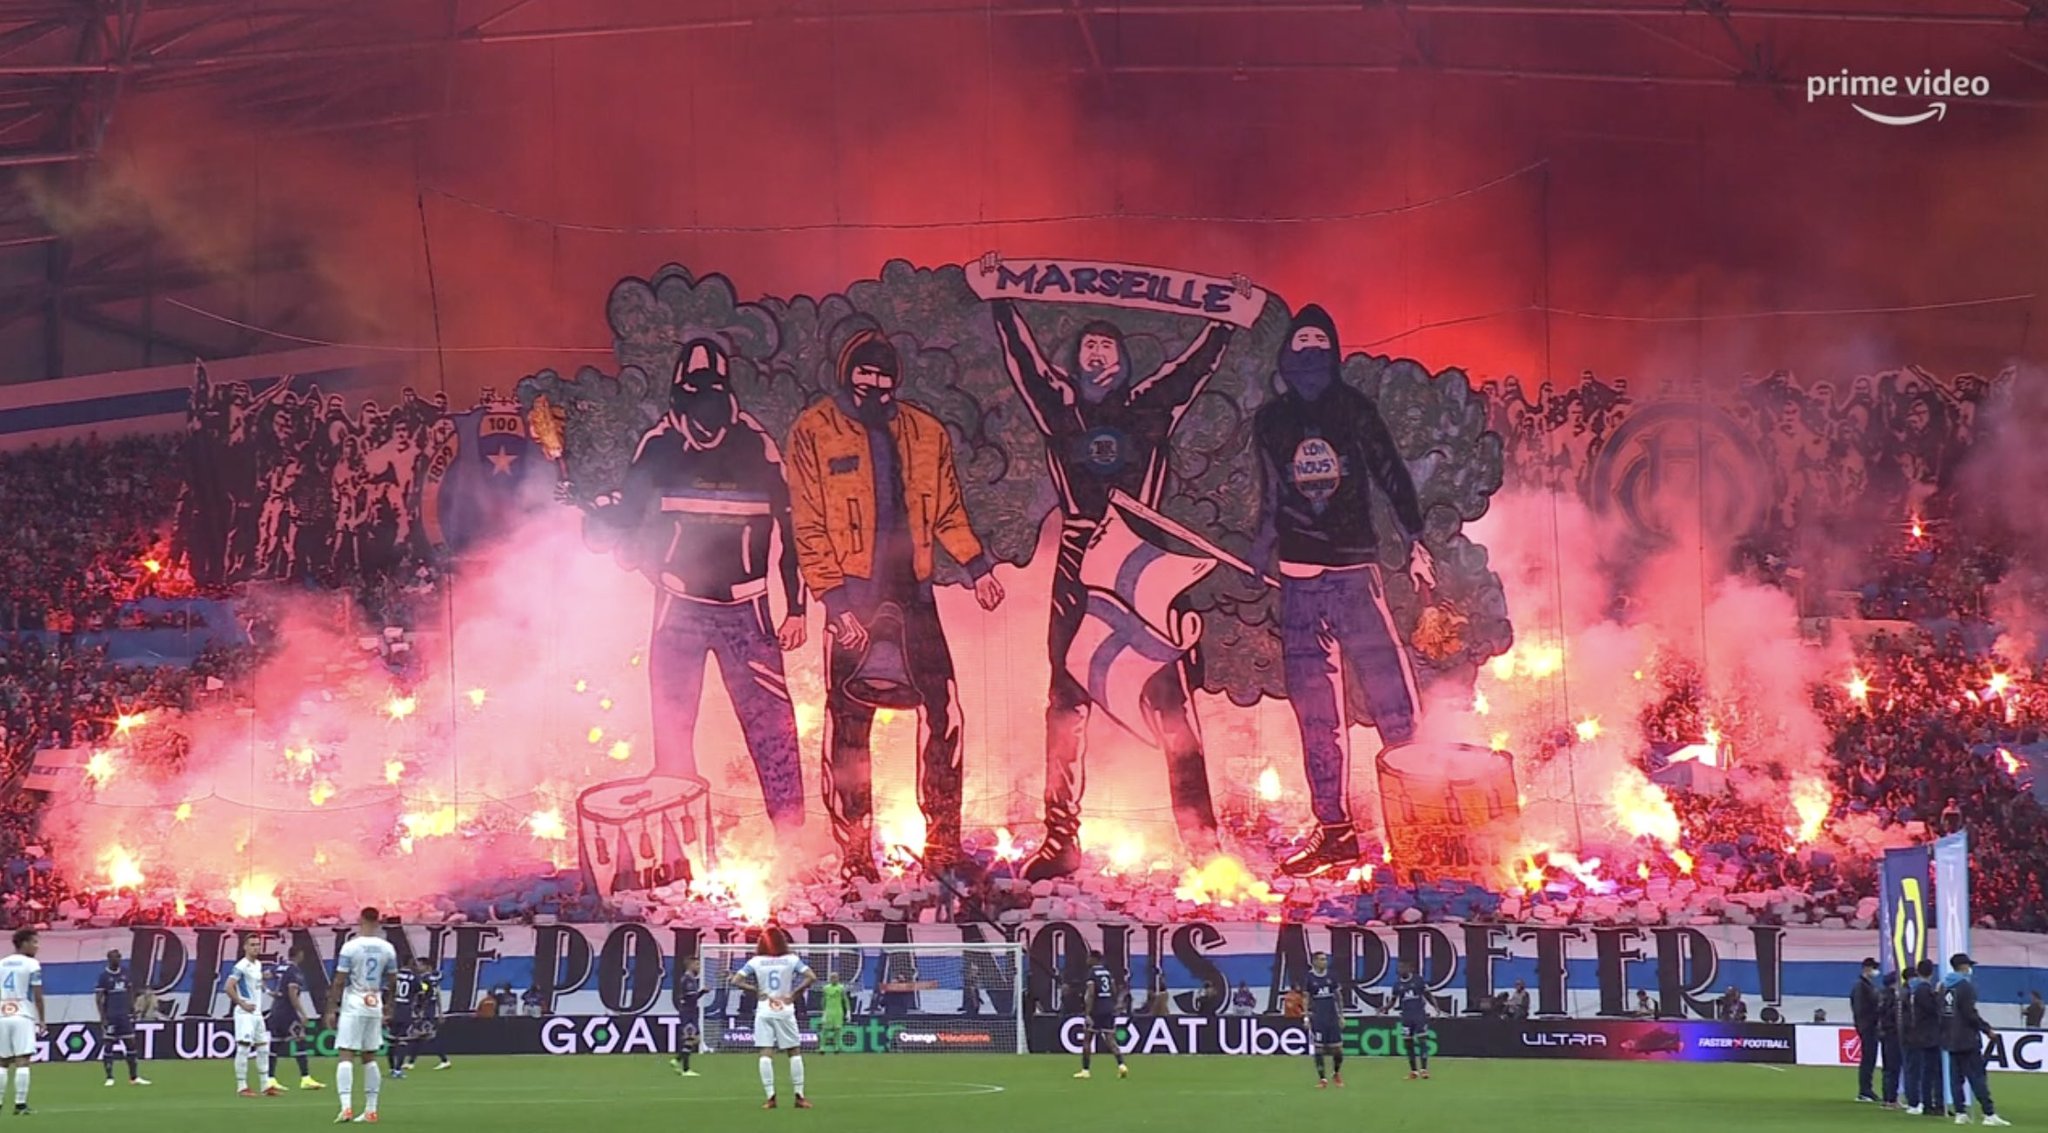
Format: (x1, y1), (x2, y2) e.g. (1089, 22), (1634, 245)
(698, 940), (1026, 1056)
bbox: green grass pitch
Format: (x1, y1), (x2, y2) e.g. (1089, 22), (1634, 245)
(21, 1053), (2047, 1130)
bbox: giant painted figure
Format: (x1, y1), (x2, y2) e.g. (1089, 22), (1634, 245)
(986, 296), (1233, 879)
(588, 339), (806, 834)
(785, 330), (1006, 881)
(1252, 304), (1435, 878)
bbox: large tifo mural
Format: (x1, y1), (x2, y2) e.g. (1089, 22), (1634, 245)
(168, 255), (2010, 900)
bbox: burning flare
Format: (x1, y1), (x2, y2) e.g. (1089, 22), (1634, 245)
(113, 711), (148, 736)
(229, 876), (282, 918)
(1790, 779), (1831, 845)
(1575, 717), (1603, 742)
(527, 808), (568, 841)
(1173, 855), (1279, 908)
(84, 750), (117, 788)
(385, 695), (417, 721)
(384, 760), (406, 785)
(1609, 770), (1681, 846)
(99, 845), (145, 890)
(1256, 767), (1283, 802)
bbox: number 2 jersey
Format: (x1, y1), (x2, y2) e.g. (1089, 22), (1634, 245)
(335, 935), (399, 1017)
(739, 954), (811, 1018)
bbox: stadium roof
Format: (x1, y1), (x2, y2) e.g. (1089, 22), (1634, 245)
(0, 0), (2043, 386)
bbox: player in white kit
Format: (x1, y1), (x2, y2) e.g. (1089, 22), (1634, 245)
(324, 907), (398, 1124)
(228, 933), (271, 1097)
(0, 929), (44, 1116)
(732, 926), (815, 1109)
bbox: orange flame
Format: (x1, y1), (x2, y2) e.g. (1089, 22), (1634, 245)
(1610, 770), (1681, 846)
(466, 688), (488, 709)
(84, 750), (117, 787)
(1790, 779), (1831, 845)
(113, 711), (148, 735)
(1997, 748), (2023, 777)
(229, 876), (282, 918)
(527, 808), (568, 841)
(1575, 717), (1602, 742)
(1173, 855), (1279, 908)
(385, 695), (417, 721)
(99, 845), (144, 889)
(1255, 767), (1283, 802)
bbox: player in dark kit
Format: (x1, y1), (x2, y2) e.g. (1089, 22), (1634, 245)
(1304, 953), (1345, 1088)
(388, 960), (418, 1078)
(1075, 951), (1127, 1080)
(93, 950), (149, 1087)
(395, 958), (449, 1075)
(262, 947), (322, 1093)
(986, 289), (1236, 879)
(1393, 961), (1433, 1080)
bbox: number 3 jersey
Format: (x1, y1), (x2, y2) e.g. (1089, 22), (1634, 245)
(739, 954), (811, 1017)
(335, 935), (399, 1017)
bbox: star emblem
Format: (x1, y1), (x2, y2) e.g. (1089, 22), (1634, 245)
(486, 445), (519, 475)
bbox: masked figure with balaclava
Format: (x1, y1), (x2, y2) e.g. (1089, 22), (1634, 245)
(588, 338), (806, 833)
(1251, 305), (1435, 878)
(785, 329), (1006, 882)
(987, 296), (1234, 879)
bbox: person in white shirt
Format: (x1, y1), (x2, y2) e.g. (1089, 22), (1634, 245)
(0, 929), (45, 1116)
(324, 907), (398, 1124)
(227, 933), (271, 1097)
(732, 927), (815, 1110)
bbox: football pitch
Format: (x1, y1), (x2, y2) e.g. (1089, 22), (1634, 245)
(22, 1054), (2047, 1130)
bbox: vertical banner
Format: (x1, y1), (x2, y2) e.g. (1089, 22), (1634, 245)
(1933, 832), (1970, 965)
(1879, 845), (1931, 978)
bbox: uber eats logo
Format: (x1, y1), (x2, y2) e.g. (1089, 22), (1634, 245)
(820, 1019), (906, 1053)
(1343, 1020), (1437, 1058)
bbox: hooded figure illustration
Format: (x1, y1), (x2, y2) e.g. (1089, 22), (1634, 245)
(785, 323), (1006, 882)
(1252, 303), (1437, 879)
(583, 335), (808, 846)
(986, 296), (1236, 879)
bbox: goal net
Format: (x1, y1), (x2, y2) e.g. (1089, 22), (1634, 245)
(697, 940), (1025, 1056)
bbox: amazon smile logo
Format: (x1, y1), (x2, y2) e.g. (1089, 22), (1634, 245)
(1807, 69), (1991, 125)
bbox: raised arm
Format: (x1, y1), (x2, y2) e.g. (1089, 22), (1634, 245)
(989, 298), (1075, 437)
(1126, 321), (1236, 423)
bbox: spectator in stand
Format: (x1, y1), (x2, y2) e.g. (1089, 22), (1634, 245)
(1634, 991), (1657, 1018)
(1505, 980), (1531, 1020)
(2025, 991), (2044, 1030)
(1717, 986), (1747, 1022)
(1281, 986), (1306, 1019)
(475, 993), (498, 1020)
(1228, 982), (1257, 1017)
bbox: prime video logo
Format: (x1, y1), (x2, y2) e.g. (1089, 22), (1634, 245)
(1806, 69), (1991, 126)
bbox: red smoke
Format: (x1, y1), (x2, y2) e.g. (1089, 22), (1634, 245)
(24, 4), (2046, 398)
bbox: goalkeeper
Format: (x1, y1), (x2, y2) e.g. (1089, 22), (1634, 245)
(819, 971), (850, 1053)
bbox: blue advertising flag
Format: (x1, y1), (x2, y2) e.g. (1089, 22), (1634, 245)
(1878, 845), (1931, 978)
(1933, 831), (1970, 964)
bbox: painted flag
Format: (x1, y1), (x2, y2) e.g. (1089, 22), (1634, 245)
(1063, 491), (1250, 739)
(421, 399), (548, 553)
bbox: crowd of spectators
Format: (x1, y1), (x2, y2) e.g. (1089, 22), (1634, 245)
(1, 431), (2045, 934)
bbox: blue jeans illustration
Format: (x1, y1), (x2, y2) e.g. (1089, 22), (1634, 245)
(648, 594), (803, 829)
(1279, 564), (1419, 826)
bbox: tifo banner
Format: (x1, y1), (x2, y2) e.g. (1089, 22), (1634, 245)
(1935, 831), (1971, 966)
(1880, 844), (1932, 977)
(1797, 1026), (2048, 1074)
(25, 922), (2048, 1026)
(967, 256), (1268, 329)
(1029, 1015), (1794, 1063)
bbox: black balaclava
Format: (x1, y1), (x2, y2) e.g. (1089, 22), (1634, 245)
(669, 338), (735, 436)
(1072, 319), (1132, 405)
(1278, 303), (1342, 401)
(839, 331), (900, 423)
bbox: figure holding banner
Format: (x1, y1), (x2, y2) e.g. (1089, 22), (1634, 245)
(981, 256), (1248, 879)
(1252, 304), (1435, 878)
